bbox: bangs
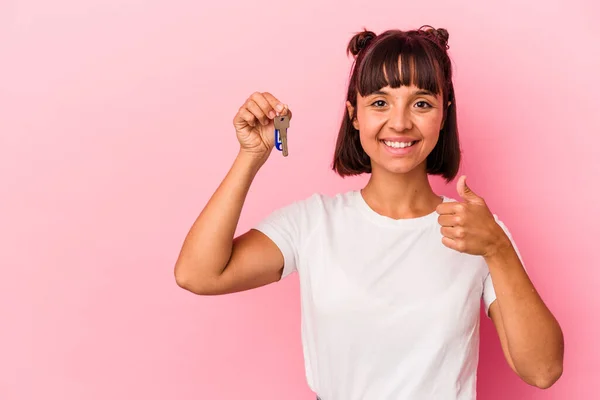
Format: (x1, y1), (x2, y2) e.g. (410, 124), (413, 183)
(357, 35), (444, 97)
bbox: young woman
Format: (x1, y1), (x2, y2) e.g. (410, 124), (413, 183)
(174, 26), (564, 400)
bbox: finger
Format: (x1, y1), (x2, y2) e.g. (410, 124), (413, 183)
(245, 99), (269, 126)
(281, 104), (293, 120)
(440, 226), (451, 238)
(250, 92), (278, 121)
(237, 107), (257, 128)
(262, 92), (291, 118)
(457, 175), (485, 205)
(440, 226), (455, 239)
(438, 214), (461, 227)
(441, 236), (463, 252)
(441, 226), (465, 239)
(436, 201), (464, 215)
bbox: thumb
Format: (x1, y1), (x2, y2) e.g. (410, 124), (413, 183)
(457, 175), (484, 204)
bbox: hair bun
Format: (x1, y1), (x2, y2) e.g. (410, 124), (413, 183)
(347, 29), (377, 57)
(418, 25), (450, 49)
(433, 28), (449, 48)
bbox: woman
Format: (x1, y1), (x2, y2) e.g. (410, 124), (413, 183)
(174, 26), (564, 399)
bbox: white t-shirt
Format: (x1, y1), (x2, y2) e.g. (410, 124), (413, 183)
(254, 190), (523, 400)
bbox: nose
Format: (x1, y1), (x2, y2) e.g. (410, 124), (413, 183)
(388, 105), (413, 132)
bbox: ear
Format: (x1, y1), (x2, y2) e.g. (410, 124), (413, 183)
(346, 101), (359, 130)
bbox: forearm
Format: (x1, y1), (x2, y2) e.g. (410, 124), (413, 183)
(174, 150), (265, 288)
(485, 240), (564, 386)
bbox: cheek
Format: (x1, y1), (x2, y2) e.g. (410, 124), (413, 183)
(418, 117), (443, 142)
(419, 113), (444, 131)
(421, 127), (441, 153)
(423, 125), (441, 141)
(426, 132), (441, 152)
(357, 110), (385, 135)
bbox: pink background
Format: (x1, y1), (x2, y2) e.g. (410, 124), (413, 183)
(1, 0), (599, 399)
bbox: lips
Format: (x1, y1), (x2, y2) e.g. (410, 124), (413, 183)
(379, 138), (421, 155)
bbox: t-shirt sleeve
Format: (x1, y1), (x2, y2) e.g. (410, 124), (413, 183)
(483, 215), (527, 317)
(252, 193), (321, 280)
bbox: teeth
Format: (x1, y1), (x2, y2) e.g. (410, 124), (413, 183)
(383, 140), (415, 149)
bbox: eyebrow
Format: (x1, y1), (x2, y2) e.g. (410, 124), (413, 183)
(414, 90), (436, 97)
(369, 89), (437, 97)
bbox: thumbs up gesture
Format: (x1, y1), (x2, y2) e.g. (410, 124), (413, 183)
(436, 176), (510, 257)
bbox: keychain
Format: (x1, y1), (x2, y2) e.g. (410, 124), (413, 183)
(274, 114), (290, 157)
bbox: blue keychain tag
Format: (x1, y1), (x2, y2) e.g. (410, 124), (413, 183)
(274, 129), (283, 151)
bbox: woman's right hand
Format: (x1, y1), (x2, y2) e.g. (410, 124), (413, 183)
(233, 92), (292, 161)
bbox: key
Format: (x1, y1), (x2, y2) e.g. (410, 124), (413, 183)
(274, 114), (290, 157)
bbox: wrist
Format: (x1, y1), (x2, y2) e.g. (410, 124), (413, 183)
(235, 149), (269, 175)
(483, 230), (513, 261)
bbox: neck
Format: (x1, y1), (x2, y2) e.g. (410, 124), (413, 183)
(360, 164), (442, 220)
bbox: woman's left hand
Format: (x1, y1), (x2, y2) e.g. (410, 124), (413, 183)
(436, 176), (511, 257)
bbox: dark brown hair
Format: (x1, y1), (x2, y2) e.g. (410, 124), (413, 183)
(332, 26), (460, 182)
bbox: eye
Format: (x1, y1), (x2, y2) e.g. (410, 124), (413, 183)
(415, 101), (432, 109)
(371, 100), (387, 108)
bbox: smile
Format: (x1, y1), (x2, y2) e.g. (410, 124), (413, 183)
(382, 140), (418, 149)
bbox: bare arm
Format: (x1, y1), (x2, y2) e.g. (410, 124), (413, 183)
(486, 244), (564, 389)
(174, 151), (284, 295)
(174, 92), (291, 295)
(437, 176), (564, 389)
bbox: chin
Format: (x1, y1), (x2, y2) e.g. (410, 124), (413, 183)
(364, 150), (423, 176)
(371, 160), (426, 176)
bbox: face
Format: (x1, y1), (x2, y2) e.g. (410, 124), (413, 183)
(347, 83), (447, 176)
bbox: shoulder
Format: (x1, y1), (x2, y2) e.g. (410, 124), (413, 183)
(283, 189), (358, 212)
(263, 190), (358, 226)
(254, 190), (357, 245)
